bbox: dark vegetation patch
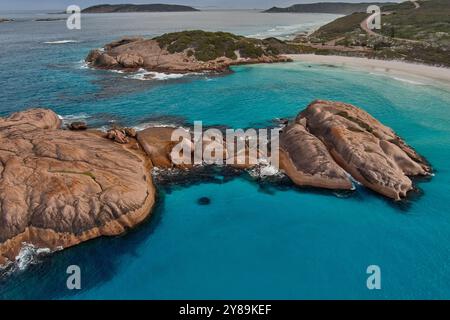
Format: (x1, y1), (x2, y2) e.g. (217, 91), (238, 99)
(154, 30), (302, 62)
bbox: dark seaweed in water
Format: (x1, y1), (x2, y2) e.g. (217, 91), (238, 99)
(152, 165), (244, 193)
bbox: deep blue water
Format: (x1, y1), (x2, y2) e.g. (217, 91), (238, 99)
(1, 12), (450, 299)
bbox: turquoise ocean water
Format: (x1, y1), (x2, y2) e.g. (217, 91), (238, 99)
(0, 11), (450, 299)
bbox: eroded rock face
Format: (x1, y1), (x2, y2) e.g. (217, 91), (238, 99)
(279, 122), (353, 190)
(297, 100), (431, 200)
(0, 109), (155, 265)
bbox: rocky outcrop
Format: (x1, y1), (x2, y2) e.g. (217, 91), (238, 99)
(295, 100), (431, 200)
(0, 109), (155, 266)
(85, 31), (294, 74)
(0, 101), (432, 267)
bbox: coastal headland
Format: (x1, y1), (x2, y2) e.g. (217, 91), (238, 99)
(0, 100), (432, 268)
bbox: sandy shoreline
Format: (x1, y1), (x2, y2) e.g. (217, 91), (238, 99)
(287, 54), (450, 87)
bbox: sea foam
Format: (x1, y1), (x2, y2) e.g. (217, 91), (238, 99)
(44, 40), (79, 44)
(1, 243), (58, 277)
(124, 69), (186, 81)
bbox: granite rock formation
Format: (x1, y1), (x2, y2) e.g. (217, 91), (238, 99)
(0, 109), (155, 266)
(0, 100), (432, 267)
(85, 31), (294, 73)
(293, 100), (431, 200)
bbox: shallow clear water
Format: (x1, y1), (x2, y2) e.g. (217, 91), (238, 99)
(1, 11), (450, 300)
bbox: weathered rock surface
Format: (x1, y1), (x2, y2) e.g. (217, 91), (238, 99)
(280, 122), (353, 190)
(0, 109), (155, 266)
(296, 100), (431, 200)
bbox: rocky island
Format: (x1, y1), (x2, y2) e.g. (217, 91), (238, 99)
(0, 100), (431, 268)
(85, 31), (300, 74)
(81, 4), (199, 13)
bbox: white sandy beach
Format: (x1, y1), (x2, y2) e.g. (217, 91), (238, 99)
(287, 54), (450, 87)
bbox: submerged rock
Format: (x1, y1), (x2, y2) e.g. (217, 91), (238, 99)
(0, 109), (155, 266)
(197, 197), (211, 205)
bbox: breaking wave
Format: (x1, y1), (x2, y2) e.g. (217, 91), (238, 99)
(124, 68), (187, 81)
(248, 163), (284, 179)
(0, 243), (58, 278)
(58, 113), (91, 127)
(44, 40), (79, 44)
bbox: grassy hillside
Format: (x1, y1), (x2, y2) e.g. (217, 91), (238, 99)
(265, 2), (395, 14)
(310, 12), (369, 42)
(380, 0), (450, 44)
(301, 0), (450, 66)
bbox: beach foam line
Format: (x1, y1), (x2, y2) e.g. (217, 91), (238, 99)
(391, 76), (425, 85)
(44, 40), (79, 44)
(287, 54), (450, 87)
(368, 73), (426, 85)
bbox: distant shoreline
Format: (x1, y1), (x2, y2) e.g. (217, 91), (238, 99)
(287, 54), (450, 87)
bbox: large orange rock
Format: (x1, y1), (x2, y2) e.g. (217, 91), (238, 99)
(0, 109), (155, 266)
(298, 100), (431, 200)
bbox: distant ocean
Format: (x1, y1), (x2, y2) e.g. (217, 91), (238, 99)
(1, 11), (450, 300)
